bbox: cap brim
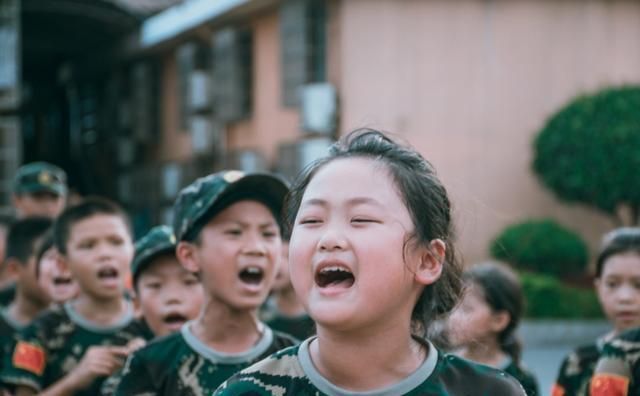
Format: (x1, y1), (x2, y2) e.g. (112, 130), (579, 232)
(15, 184), (66, 196)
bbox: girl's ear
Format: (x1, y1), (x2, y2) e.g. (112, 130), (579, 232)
(415, 239), (445, 286)
(176, 242), (200, 273)
(490, 311), (511, 333)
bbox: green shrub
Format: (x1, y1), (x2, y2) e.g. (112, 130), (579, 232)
(490, 219), (588, 277)
(520, 272), (602, 319)
(533, 86), (640, 224)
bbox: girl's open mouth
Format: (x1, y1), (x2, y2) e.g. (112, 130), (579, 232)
(315, 266), (355, 288)
(238, 266), (264, 285)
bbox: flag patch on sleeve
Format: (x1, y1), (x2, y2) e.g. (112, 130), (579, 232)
(12, 341), (46, 375)
(590, 374), (629, 396)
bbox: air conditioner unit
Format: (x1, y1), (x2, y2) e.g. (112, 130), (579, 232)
(191, 115), (214, 154)
(298, 136), (332, 165)
(189, 70), (211, 112)
(301, 83), (337, 135)
(162, 163), (182, 200)
(225, 150), (266, 172)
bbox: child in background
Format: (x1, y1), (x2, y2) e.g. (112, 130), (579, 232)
(0, 197), (149, 396)
(115, 171), (297, 395)
(447, 261), (539, 395)
(35, 231), (78, 304)
(262, 239), (315, 340)
(215, 130), (525, 395)
(99, 225), (204, 395)
(11, 162), (67, 220)
(130, 225), (203, 338)
(553, 227), (640, 396)
(0, 218), (52, 373)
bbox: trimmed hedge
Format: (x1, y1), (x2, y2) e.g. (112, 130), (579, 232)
(490, 219), (589, 278)
(520, 272), (602, 319)
(533, 86), (640, 221)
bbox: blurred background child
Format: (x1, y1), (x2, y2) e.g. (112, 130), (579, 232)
(35, 231), (78, 304)
(261, 239), (315, 340)
(448, 261), (539, 395)
(553, 227), (640, 396)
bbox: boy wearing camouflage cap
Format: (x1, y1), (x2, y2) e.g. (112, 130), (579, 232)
(130, 225), (203, 338)
(12, 162), (67, 219)
(115, 170), (297, 396)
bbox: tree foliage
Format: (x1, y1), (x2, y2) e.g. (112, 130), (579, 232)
(533, 86), (640, 224)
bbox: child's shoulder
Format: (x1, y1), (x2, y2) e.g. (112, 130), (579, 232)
(435, 353), (526, 394)
(133, 330), (186, 362)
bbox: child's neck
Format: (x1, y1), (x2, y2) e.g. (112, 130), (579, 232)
(311, 324), (426, 391)
(191, 297), (262, 354)
(8, 290), (48, 326)
(71, 293), (128, 326)
(273, 287), (307, 317)
(460, 340), (507, 368)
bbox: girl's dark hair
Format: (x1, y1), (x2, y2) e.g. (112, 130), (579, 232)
(465, 262), (524, 363)
(35, 230), (55, 279)
(596, 227), (640, 278)
(286, 129), (463, 335)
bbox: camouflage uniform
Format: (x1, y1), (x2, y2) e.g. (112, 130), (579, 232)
(0, 308), (24, 376)
(0, 302), (149, 395)
(589, 327), (640, 396)
(215, 337), (527, 396)
(115, 323), (296, 396)
(502, 358), (539, 396)
(552, 338), (605, 396)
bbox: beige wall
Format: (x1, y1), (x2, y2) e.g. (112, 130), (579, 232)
(336, 0), (640, 265)
(226, 10), (300, 164)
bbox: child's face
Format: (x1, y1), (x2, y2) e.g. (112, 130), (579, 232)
(271, 243), (292, 293)
(447, 284), (506, 348)
(13, 191), (65, 219)
(596, 252), (640, 332)
(135, 254), (203, 337)
(63, 214), (133, 301)
(38, 247), (78, 303)
(187, 200), (281, 311)
(17, 244), (50, 306)
(290, 158), (432, 331)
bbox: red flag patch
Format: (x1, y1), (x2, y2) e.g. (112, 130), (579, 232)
(551, 383), (566, 396)
(590, 374), (629, 396)
(12, 341), (45, 375)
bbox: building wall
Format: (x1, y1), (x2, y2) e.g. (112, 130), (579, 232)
(336, 0), (640, 265)
(156, 8), (300, 166)
(225, 9), (300, 165)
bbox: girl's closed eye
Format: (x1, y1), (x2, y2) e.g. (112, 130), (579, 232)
(351, 217), (380, 224)
(299, 217), (322, 225)
(225, 228), (242, 236)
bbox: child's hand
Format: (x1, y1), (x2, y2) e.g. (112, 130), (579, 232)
(125, 337), (146, 353)
(67, 345), (129, 390)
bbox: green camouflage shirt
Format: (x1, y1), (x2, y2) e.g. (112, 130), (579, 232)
(215, 337), (527, 396)
(0, 302), (148, 395)
(502, 358), (539, 396)
(0, 308), (24, 377)
(115, 322), (297, 396)
(553, 339), (604, 396)
(591, 327), (640, 396)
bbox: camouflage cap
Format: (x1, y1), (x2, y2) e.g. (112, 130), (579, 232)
(173, 170), (289, 242)
(13, 162), (67, 196)
(132, 225), (177, 284)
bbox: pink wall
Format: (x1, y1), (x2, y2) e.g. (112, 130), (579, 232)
(336, 0), (640, 265)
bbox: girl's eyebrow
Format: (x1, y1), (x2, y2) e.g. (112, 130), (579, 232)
(301, 197), (383, 208)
